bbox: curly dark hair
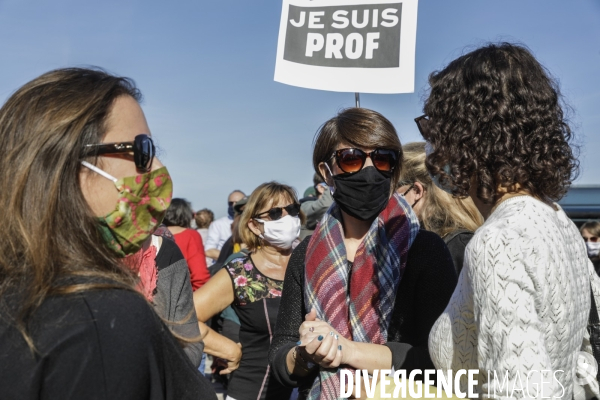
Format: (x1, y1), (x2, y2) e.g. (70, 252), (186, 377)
(421, 42), (579, 204)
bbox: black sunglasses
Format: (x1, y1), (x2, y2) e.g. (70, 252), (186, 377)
(330, 148), (398, 175)
(84, 134), (155, 172)
(254, 203), (300, 221)
(414, 115), (430, 139)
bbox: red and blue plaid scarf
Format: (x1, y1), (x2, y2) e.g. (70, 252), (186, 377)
(304, 193), (420, 400)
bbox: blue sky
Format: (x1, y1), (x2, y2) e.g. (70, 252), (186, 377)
(0, 0), (598, 218)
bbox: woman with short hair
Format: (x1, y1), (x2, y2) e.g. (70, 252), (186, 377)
(422, 43), (595, 398)
(0, 68), (215, 398)
(396, 141), (483, 274)
(164, 198), (210, 290)
(193, 182), (303, 400)
(268, 107), (457, 399)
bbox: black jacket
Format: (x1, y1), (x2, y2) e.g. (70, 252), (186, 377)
(268, 230), (457, 398)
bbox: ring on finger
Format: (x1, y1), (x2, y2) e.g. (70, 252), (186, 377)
(309, 327), (314, 332)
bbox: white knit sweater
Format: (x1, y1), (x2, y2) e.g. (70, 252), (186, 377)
(429, 196), (596, 400)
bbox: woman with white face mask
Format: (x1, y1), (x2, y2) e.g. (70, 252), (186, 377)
(193, 182), (302, 400)
(581, 221), (600, 275)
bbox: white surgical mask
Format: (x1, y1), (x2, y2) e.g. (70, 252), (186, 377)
(256, 215), (301, 250)
(587, 242), (600, 258)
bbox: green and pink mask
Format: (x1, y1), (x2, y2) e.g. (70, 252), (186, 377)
(81, 161), (173, 257)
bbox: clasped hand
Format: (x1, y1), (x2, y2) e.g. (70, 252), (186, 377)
(297, 308), (349, 369)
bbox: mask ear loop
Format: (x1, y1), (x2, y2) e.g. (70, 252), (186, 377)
(81, 161), (118, 183)
(251, 217), (266, 240)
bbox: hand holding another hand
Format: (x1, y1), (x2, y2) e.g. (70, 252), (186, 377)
(297, 308), (349, 369)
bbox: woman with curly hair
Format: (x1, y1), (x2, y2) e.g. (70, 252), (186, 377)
(422, 43), (598, 398)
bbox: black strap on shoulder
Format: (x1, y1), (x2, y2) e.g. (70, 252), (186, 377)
(442, 229), (472, 244)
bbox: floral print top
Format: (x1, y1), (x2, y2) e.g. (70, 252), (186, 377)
(222, 254), (291, 400)
(225, 255), (283, 306)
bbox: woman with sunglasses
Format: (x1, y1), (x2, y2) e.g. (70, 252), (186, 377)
(581, 221), (600, 275)
(0, 68), (216, 398)
(421, 43), (597, 398)
(193, 182), (302, 400)
(268, 108), (457, 399)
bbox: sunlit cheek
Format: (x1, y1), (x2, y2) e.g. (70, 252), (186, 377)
(80, 172), (120, 217)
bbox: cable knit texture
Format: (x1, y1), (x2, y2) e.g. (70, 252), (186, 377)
(428, 196), (591, 400)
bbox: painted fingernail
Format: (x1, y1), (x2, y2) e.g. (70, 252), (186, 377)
(335, 334), (338, 340)
(338, 345), (342, 350)
(329, 331), (334, 336)
(318, 335), (323, 341)
(296, 341), (301, 345)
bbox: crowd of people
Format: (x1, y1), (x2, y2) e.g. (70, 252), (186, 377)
(1, 42), (599, 400)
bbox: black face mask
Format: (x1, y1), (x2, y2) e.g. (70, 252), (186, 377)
(331, 166), (392, 221)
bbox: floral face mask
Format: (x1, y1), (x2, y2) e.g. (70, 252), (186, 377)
(81, 161), (173, 257)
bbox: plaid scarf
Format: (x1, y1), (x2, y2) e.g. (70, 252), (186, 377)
(304, 193), (420, 400)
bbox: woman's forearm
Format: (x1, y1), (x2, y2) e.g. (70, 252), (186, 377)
(199, 321), (240, 360)
(345, 342), (392, 374)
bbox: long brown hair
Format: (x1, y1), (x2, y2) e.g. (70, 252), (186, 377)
(0, 68), (142, 350)
(399, 142), (483, 237)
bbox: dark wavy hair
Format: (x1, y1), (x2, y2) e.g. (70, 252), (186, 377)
(163, 198), (194, 228)
(421, 42), (579, 204)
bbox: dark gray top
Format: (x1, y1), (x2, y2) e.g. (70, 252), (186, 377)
(153, 237), (204, 367)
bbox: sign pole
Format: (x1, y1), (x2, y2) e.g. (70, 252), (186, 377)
(355, 92), (360, 108)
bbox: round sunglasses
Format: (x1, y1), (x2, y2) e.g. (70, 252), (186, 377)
(254, 203), (300, 221)
(83, 134), (155, 172)
(330, 148), (398, 174)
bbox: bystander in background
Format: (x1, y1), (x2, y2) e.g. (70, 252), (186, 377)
(299, 174), (333, 240)
(205, 190), (245, 263)
(195, 208), (214, 267)
(164, 198), (210, 291)
(396, 142), (483, 274)
(581, 221), (600, 274)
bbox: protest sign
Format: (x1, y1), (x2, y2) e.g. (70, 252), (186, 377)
(274, 0), (418, 94)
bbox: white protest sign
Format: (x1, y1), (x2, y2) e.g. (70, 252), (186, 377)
(274, 0), (418, 94)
